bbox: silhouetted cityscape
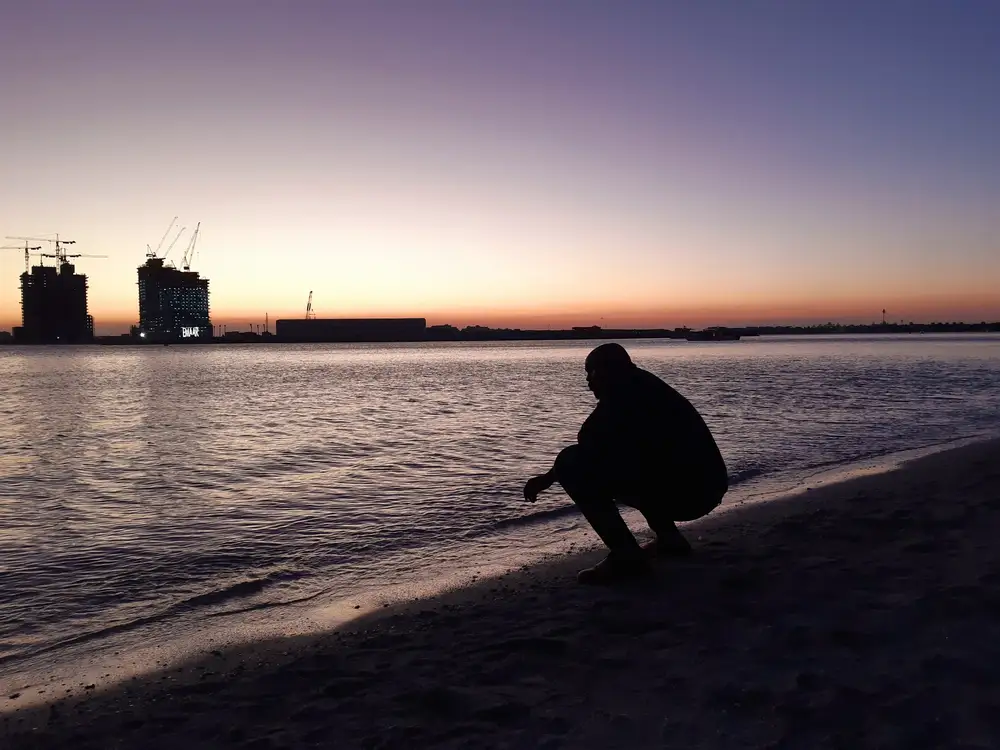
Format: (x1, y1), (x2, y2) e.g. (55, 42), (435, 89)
(1, 231), (998, 345)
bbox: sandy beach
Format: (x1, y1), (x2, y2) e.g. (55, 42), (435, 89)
(3, 437), (1000, 749)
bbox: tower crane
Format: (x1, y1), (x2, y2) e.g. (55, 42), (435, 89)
(163, 225), (187, 261)
(5, 235), (77, 265)
(147, 216), (178, 259)
(181, 222), (201, 271)
(0, 242), (42, 273)
(4, 236), (107, 271)
(306, 291), (315, 319)
(39, 252), (108, 263)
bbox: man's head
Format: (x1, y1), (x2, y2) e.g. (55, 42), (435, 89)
(585, 343), (635, 399)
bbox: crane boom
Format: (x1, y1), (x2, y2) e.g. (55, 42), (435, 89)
(164, 226), (186, 260)
(1, 243), (42, 273)
(5, 236), (76, 244)
(182, 222), (201, 270)
(152, 216), (178, 257)
(4, 236), (107, 269)
(5, 235), (77, 265)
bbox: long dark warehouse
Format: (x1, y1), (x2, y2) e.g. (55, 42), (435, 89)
(275, 318), (427, 342)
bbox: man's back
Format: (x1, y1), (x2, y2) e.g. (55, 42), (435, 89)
(578, 367), (728, 493)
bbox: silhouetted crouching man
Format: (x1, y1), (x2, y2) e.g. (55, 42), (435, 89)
(523, 343), (728, 584)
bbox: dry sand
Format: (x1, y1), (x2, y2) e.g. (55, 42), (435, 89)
(3, 438), (1000, 749)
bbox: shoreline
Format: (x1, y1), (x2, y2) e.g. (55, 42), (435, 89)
(4, 436), (1000, 748)
(1, 430), (995, 703)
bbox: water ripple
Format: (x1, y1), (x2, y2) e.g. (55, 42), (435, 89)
(1, 335), (999, 667)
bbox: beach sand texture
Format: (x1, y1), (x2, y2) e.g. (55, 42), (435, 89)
(3, 438), (999, 749)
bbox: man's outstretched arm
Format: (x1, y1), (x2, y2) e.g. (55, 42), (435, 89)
(523, 468), (556, 502)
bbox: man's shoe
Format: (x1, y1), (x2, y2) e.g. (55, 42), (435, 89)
(642, 534), (693, 559)
(577, 553), (654, 585)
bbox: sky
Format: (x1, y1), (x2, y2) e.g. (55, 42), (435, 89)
(1, 0), (998, 334)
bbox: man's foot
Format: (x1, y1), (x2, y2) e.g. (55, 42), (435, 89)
(642, 534), (693, 559)
(577, 553), (653, 585)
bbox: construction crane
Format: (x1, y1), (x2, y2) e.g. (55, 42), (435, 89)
(39, 252), (108, 263)
(181, 222), (201, 271)
(305, 291), (315, 319)
(147, 216), (178, 259)
(163, 225), (186, 261)
(0, 242), (42, 273)
(4, 236), (108, 275)
(6, 235), (78, 265)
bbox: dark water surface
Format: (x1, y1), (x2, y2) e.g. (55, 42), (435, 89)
(1, 335), (998, 676)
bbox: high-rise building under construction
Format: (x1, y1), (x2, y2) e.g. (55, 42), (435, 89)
(15, 261), (94, 344)
(136, 256), (212, 340)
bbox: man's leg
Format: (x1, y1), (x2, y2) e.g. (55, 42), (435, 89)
(553, 445), (650, 582)
(631, 500), (694, 557)
(621, 485), (725, 557)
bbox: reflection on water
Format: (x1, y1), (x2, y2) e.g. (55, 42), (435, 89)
(1, 335), (998, 669)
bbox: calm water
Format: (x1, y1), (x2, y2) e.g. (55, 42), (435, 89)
(1, 335), (999, 680)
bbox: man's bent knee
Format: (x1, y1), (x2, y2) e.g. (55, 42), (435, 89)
(554, 444), (615, 505)
(553, 444), (583, 484)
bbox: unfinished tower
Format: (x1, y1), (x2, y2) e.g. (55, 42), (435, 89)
(137, 257), (212, 341)
(16, 261), (94, 344)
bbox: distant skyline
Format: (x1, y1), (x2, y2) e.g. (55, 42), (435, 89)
(2, 1), (999, 335)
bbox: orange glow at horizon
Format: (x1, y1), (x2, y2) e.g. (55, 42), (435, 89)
(4, 294), (997, 337)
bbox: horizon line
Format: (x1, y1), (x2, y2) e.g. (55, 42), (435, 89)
(4, 317), (1000, 338)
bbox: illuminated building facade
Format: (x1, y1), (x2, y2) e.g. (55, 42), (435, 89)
(137, 257), (212, 341)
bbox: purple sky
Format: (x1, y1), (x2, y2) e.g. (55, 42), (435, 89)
(2, 1), (998, 332)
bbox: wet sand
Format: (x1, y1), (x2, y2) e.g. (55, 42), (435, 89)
(4, 438), (1000, 749)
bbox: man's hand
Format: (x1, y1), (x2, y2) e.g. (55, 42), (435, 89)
(523, 472), (555, 503)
